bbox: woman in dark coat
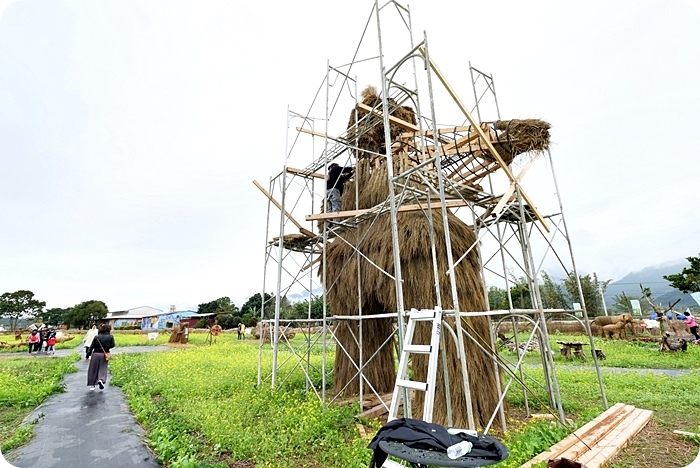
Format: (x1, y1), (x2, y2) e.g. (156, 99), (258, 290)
(86, 324), (115, 390)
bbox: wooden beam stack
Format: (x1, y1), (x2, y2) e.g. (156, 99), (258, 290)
(520, 403), (653, 468)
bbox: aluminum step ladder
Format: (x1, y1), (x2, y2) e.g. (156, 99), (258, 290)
(387, 307), (443, 423)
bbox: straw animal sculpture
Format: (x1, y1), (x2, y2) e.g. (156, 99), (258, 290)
(488, 119), (551, 164)
(322, 86), (500, 428)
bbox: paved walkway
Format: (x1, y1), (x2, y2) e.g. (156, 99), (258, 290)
(3, 345), (172, 468)
(556, 364), (690, 377)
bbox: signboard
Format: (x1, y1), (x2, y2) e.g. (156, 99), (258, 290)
(630, 299), (642, 316)
(691, 292), (700, 306)
(572, 302), (582, 318)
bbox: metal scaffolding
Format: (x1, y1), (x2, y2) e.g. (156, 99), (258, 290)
(255, 0), (607, 432)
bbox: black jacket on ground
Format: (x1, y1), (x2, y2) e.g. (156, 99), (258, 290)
(367, 418), (506, 468)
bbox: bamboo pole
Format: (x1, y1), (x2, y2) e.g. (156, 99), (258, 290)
(253, 180), (315, 238)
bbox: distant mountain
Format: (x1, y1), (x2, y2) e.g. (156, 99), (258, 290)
(604, 259), (698, 309)
(286, 287), (323, 303)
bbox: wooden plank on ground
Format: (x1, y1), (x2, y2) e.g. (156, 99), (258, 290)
(556, 404), (637, 461)
(577, 408), (653, 468)
(356, 423), (369, 439)
(359, 394), (393, 419)
(519, 403), (627, 467)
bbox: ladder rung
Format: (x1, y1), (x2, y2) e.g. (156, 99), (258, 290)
(408, 310), (436, 321)
(396, 378), (428, 391)
(404, 344), (431, 354)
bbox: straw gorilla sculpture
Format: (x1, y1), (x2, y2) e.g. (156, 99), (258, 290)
(322, 86), (501, 428)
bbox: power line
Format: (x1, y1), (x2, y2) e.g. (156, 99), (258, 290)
(609, 281), (669, 285)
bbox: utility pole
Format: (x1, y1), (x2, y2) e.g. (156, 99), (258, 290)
(599, 284), (609, 316)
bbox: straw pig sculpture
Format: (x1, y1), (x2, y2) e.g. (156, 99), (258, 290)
(322, 86), (500, 428)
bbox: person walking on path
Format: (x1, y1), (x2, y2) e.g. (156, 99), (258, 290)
(82, 324), (98, 360)
(86, 323), (115, 390)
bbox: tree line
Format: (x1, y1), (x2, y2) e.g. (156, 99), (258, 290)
(488, 271), (611, 316)
(2, 254), (698, 330)
(0, 290), (325, 331)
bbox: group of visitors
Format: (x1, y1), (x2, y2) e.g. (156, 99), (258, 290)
(26, 325), (58, 354)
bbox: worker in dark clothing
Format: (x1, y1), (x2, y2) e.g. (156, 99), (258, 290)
(326, 163), (354, 213)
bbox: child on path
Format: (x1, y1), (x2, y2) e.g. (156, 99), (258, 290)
(40, 326), (48, 353)
(46, 327), (57, 354)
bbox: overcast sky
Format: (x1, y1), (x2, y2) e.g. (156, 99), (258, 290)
(1, 0), (698, 312)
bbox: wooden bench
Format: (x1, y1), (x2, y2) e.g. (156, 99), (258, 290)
(557, 341), (587, 360)
(520, 403), (653, 468)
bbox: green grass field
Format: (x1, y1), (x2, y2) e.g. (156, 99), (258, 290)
(1, 331), (698, 467)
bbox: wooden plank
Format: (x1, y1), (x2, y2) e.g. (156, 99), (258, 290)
(440, 130), (482, 154)
(577, 408), (653, 468)
(360, 392), (394, 409)
(301, 255), (322, 272)
(356, 423), (369, 439)
(463, 164), (499, 184)
(295, 126), (347, 145)
(286, 166), (324, 179)
(399, 123), (498, 138)
(252, 180), (314, 238)
(519, 403), (627, 467)
(357, 103), (420, 132)
(520, 405), (653, 468)
(356, 103), (454, 146)
(359, 396), (393, 419)
(305, 199), (470, 221)
(446, 155), (478, 179)
(489, 155), (539, 221)
(556, 405), (637, 461)
(299, 227), (316, 238)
